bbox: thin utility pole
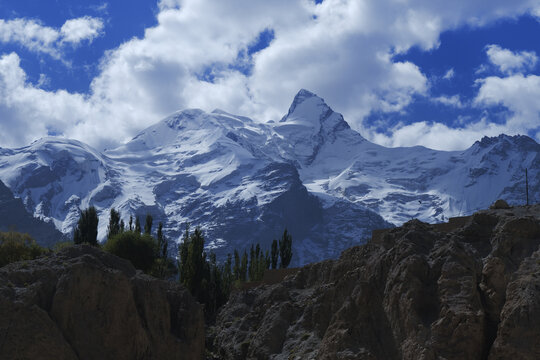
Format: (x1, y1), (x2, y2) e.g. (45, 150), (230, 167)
(526, 168), (529, 206)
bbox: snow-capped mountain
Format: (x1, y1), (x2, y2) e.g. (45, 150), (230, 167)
(0, 89), (538, 265)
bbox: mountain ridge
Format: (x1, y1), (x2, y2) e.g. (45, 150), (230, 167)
(0, 90), (537, 264)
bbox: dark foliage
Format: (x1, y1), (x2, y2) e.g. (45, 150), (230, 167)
(107, 208), (121, 239)
(104, 230), (157, 273)
(73, 206), (99, 246)
(233, 249), (240, 280)
(103, 210), (175, 278)
(240, 250), (248, 282)
(144, 214), (153, 235)
(271, 239), (278, 269)
(279, 228), (293, 268)
(135, 217), (141, 233)
(178, 225), (231, 318)
(247, 243), (270, 281)
(0, 231), (47, 267)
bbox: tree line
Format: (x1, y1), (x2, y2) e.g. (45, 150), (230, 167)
(72, 206), (174, 278)
(0, 231), (47, 267)
(71, 206), (293, 317)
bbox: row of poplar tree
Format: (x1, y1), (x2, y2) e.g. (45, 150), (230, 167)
(72, 206), (293, 317)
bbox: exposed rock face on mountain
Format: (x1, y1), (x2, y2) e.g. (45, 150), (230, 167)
(210, 204), (540, 359)
(0, 89), (538, 265)
(0, 245), (204, 360)
(0, 179), (64, 246)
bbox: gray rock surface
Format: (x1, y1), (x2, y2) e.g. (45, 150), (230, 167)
(210, 205), (540, 359)
(0, 245), (204, 360)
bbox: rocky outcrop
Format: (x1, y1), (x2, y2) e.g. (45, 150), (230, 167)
(490, 199), (510, 209)
(0, 245), (204, 360)
(210, 205), (540, 359)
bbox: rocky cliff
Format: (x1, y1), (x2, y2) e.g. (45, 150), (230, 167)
(0, 245), (205, 360)
(209, 204), (540, 359)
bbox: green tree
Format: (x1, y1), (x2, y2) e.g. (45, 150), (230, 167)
(233, 249), (240, 280)
(256, 254), (264, 280)
(129, 215), (133, 231)
(188, 227), (206, 295)
(178, 223), (190, 283)
(279, 229), (292, 268)
(271, 239), (278, 269)
(157, 222), (166, 257)
(103, 231), (157, 273)
(107, 208), (121, 239)
(255, 243), (261, 261)
(249, 243), (267, 281)
(205, 252), (220, 315)
(135, 216), (141, 233)
(179, 226), (206, 298)
(0, 231), (46, 267)
(263, 250), (270, 276)
(144, 214), (153, 235)
(248, 244), (255, 281)
(240, 250), (248, 282)
(153, 221), (172, 279)
(177, 225), (231, 318)
(265, 250), (271, 269)
(223, 253), (233, 293)
(73, 206), (99, 246)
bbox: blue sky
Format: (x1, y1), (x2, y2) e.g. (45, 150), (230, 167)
(0, 1), (159, 92)
(369, 15), (540, 133)
(0, 0), (539, 151)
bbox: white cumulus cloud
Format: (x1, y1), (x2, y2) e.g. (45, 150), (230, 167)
(370, 119), (508, 151)
(0, 53), (94, 147)
(443, 68), (455, 80)
(0, 16), (104, 58)
(1, 0), (540, 151)
(432, 95), (465, 108)
(380, 72), (540, 150)
(370, 71), (540, 150)
(475, 74), (540, 133)
(0, 18), (60, 57)
(486, 44), (537, 74)
(60, 16), (104, 45)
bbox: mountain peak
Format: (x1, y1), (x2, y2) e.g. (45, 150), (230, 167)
(281, 89), (326, 122)
(473, 134), (540, 151)
(296, 88), (318, 99)
(279, 89), (353, 135)
(164, 108), (206, 130)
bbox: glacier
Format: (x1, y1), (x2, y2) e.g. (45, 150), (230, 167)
(0, 89), (538, 265)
